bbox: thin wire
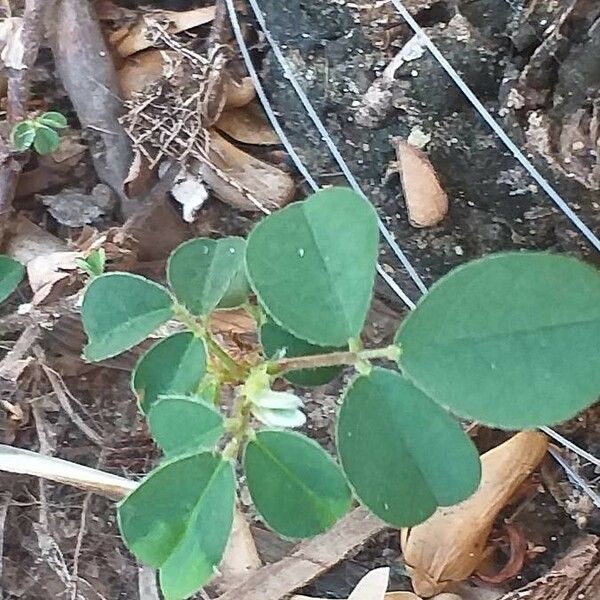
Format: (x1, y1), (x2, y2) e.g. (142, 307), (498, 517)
(224, 0), (418, 311)
(244, 0), (429, 295)
(389, 0), (600, 254)
(541, 426), (600, 468)
(548, 446), (600, 509)
(225, 0), (600, 474)
(223, 0), (318, 197)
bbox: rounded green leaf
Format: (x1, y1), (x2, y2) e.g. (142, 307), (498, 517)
(11, 121), (35, 151)
(132, 332), (207, 412)
(246, 187), (379, 346)
(118, 452), (234, 600)
(82, 273), (174, 362)
(244, 430), (351, 538)
(168, 237), (247, 315)
(37, 111), (68, 129)
(0, 256), (24, 303)
(337, 368), (481, 527)
(260, 319), (343, 386)
(217, 262), (250, 309)
(395, 252), (600, 429)
(148, 395), (224, 457)
(33, 125), (60, 155)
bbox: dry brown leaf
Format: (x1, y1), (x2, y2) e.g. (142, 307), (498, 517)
(395, 140), (448, 227)
(401, 432), (548, 597)
(348, 568), (390, 600)
(111, 6), (216, 57)
(224, 75), (256, 109)
(216, 103), (280, 146)
(199, 130), (294, 212)
(210, 309), (256, 336)
(27, 251), (80, 305)
(118, 49), (170, 99)
(214, 509), (262, 592)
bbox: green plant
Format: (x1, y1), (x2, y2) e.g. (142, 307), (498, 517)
(11, 111), (67, 155)
(79, 187), (600, 600)
(0, 255), (24, 303)
(75, 248), (106, 279)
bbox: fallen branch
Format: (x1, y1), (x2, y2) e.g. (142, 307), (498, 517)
(215, 507), (387, 600)
(0, 444), (136, 499)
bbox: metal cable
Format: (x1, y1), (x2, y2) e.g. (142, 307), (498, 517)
(243, 0), (429, 295)
(224, 0), (600, 480)
(389, 0), (600, 254)
(224, 0), (417, 311)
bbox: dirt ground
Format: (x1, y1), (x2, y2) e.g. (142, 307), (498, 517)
(1, 1), (599, 599)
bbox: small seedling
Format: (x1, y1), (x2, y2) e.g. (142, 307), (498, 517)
(79, 187), (600, 600)
(11, 111), (67, 155)
(0, 255), (23, 303)
(75, 248), (106, 279)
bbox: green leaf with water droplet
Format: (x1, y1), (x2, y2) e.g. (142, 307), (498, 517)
(168, 237), (247, 315)
(246, 187), (379, 346)
(395, 252), (600, 428)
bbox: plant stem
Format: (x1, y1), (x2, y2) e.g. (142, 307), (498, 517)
(271, 345), (401, 374)
(173, 304), (247, 380)
(205, 333), (247, 379)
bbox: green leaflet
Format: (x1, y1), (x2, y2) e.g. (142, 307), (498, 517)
(82, 273), (174, 361)
(396, 252), (600, 428)
(0, 256), (24, 303)
(246, 187), (378, 346)
(244, 430), (351, 538)
(132, 331), (207, 412)
(118, 453), (235, 600)
(337, 368), (481, 527)
(148, 396), (224, 457)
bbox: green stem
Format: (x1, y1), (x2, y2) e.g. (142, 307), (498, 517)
(205, 333), (246, 379)
(173, 304), (246, 380)
(271, 344), (401, 375)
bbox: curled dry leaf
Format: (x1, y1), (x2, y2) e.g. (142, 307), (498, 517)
(27, 251), (80, 305)
(110, 6), (216, 57)
(401, 431), (549, 597)
(395, 140), (448, 228)
(213, 509), (262, 593)
(216, 103), (280, 146)
(199, 130), (294, 212)
(118, 49), (171, 100)
(224, 75), (256, 109)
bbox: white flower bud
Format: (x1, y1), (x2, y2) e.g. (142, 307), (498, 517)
(251, 405), (306, 429)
